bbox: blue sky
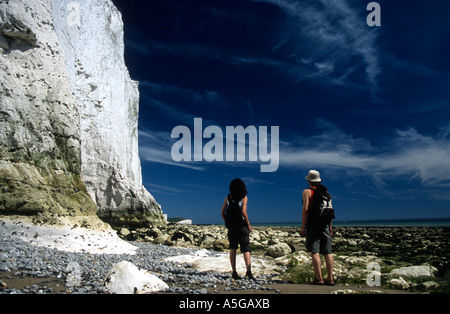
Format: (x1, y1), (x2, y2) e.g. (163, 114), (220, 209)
(112, 0), (450, 224)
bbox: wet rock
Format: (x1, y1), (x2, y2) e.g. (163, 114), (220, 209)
(213, 239), (229, 252)
(267, 243), (292, 258)
(389, 277), (410, 290)
(390, 265), (437, 278)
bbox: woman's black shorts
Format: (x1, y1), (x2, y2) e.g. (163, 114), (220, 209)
(227, 226), (251, 253)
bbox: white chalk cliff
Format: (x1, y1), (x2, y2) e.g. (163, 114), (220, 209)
(0, 0), (164, 226)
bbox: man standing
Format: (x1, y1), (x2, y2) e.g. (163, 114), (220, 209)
(301, 170), (335, 286)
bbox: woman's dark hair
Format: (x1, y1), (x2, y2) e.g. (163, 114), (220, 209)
(229, 178), (247, 201)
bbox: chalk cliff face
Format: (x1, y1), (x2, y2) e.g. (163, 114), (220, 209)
(0, 0), (164, 226)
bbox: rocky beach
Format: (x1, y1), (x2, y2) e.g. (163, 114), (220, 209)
(1, 218), (449, 294)
(117, 222), (450, 293)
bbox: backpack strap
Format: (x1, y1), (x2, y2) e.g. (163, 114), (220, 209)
(227, 194), (237, 205)
(308, 187), (315, 210)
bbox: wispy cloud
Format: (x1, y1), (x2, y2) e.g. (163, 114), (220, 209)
(139, 117), (450, 199)
(280, 120), (450, 198)
(141, 94), (196, 124)
(143, 183), (185, 196)
(139, 129), (205, 171)
(254, 0), (381, 97)
(139, 81), (227, 126)
(129, 0), (382, 99)
(140, 81), (227, 109)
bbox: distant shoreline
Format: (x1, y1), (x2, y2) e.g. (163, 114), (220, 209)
(193, 217), (450, 228)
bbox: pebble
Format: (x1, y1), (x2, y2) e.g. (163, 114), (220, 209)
(0, 234), (278, 294)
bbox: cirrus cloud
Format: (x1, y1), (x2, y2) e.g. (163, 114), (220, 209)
(280, 120), (450, 198)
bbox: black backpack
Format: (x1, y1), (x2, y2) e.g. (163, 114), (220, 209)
(309, 185), (335, 224)
(225, 194), (245, 230)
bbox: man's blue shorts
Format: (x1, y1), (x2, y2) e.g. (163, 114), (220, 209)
(305, 221), (332, 254)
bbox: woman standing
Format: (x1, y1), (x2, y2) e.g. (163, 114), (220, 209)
(221, 178), (254, 280)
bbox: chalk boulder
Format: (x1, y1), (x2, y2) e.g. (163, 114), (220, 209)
(104, 261), (168, 294)
(390, 265), (437, 278)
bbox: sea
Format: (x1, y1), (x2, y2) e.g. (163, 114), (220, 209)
(251, 218), (450, 228)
